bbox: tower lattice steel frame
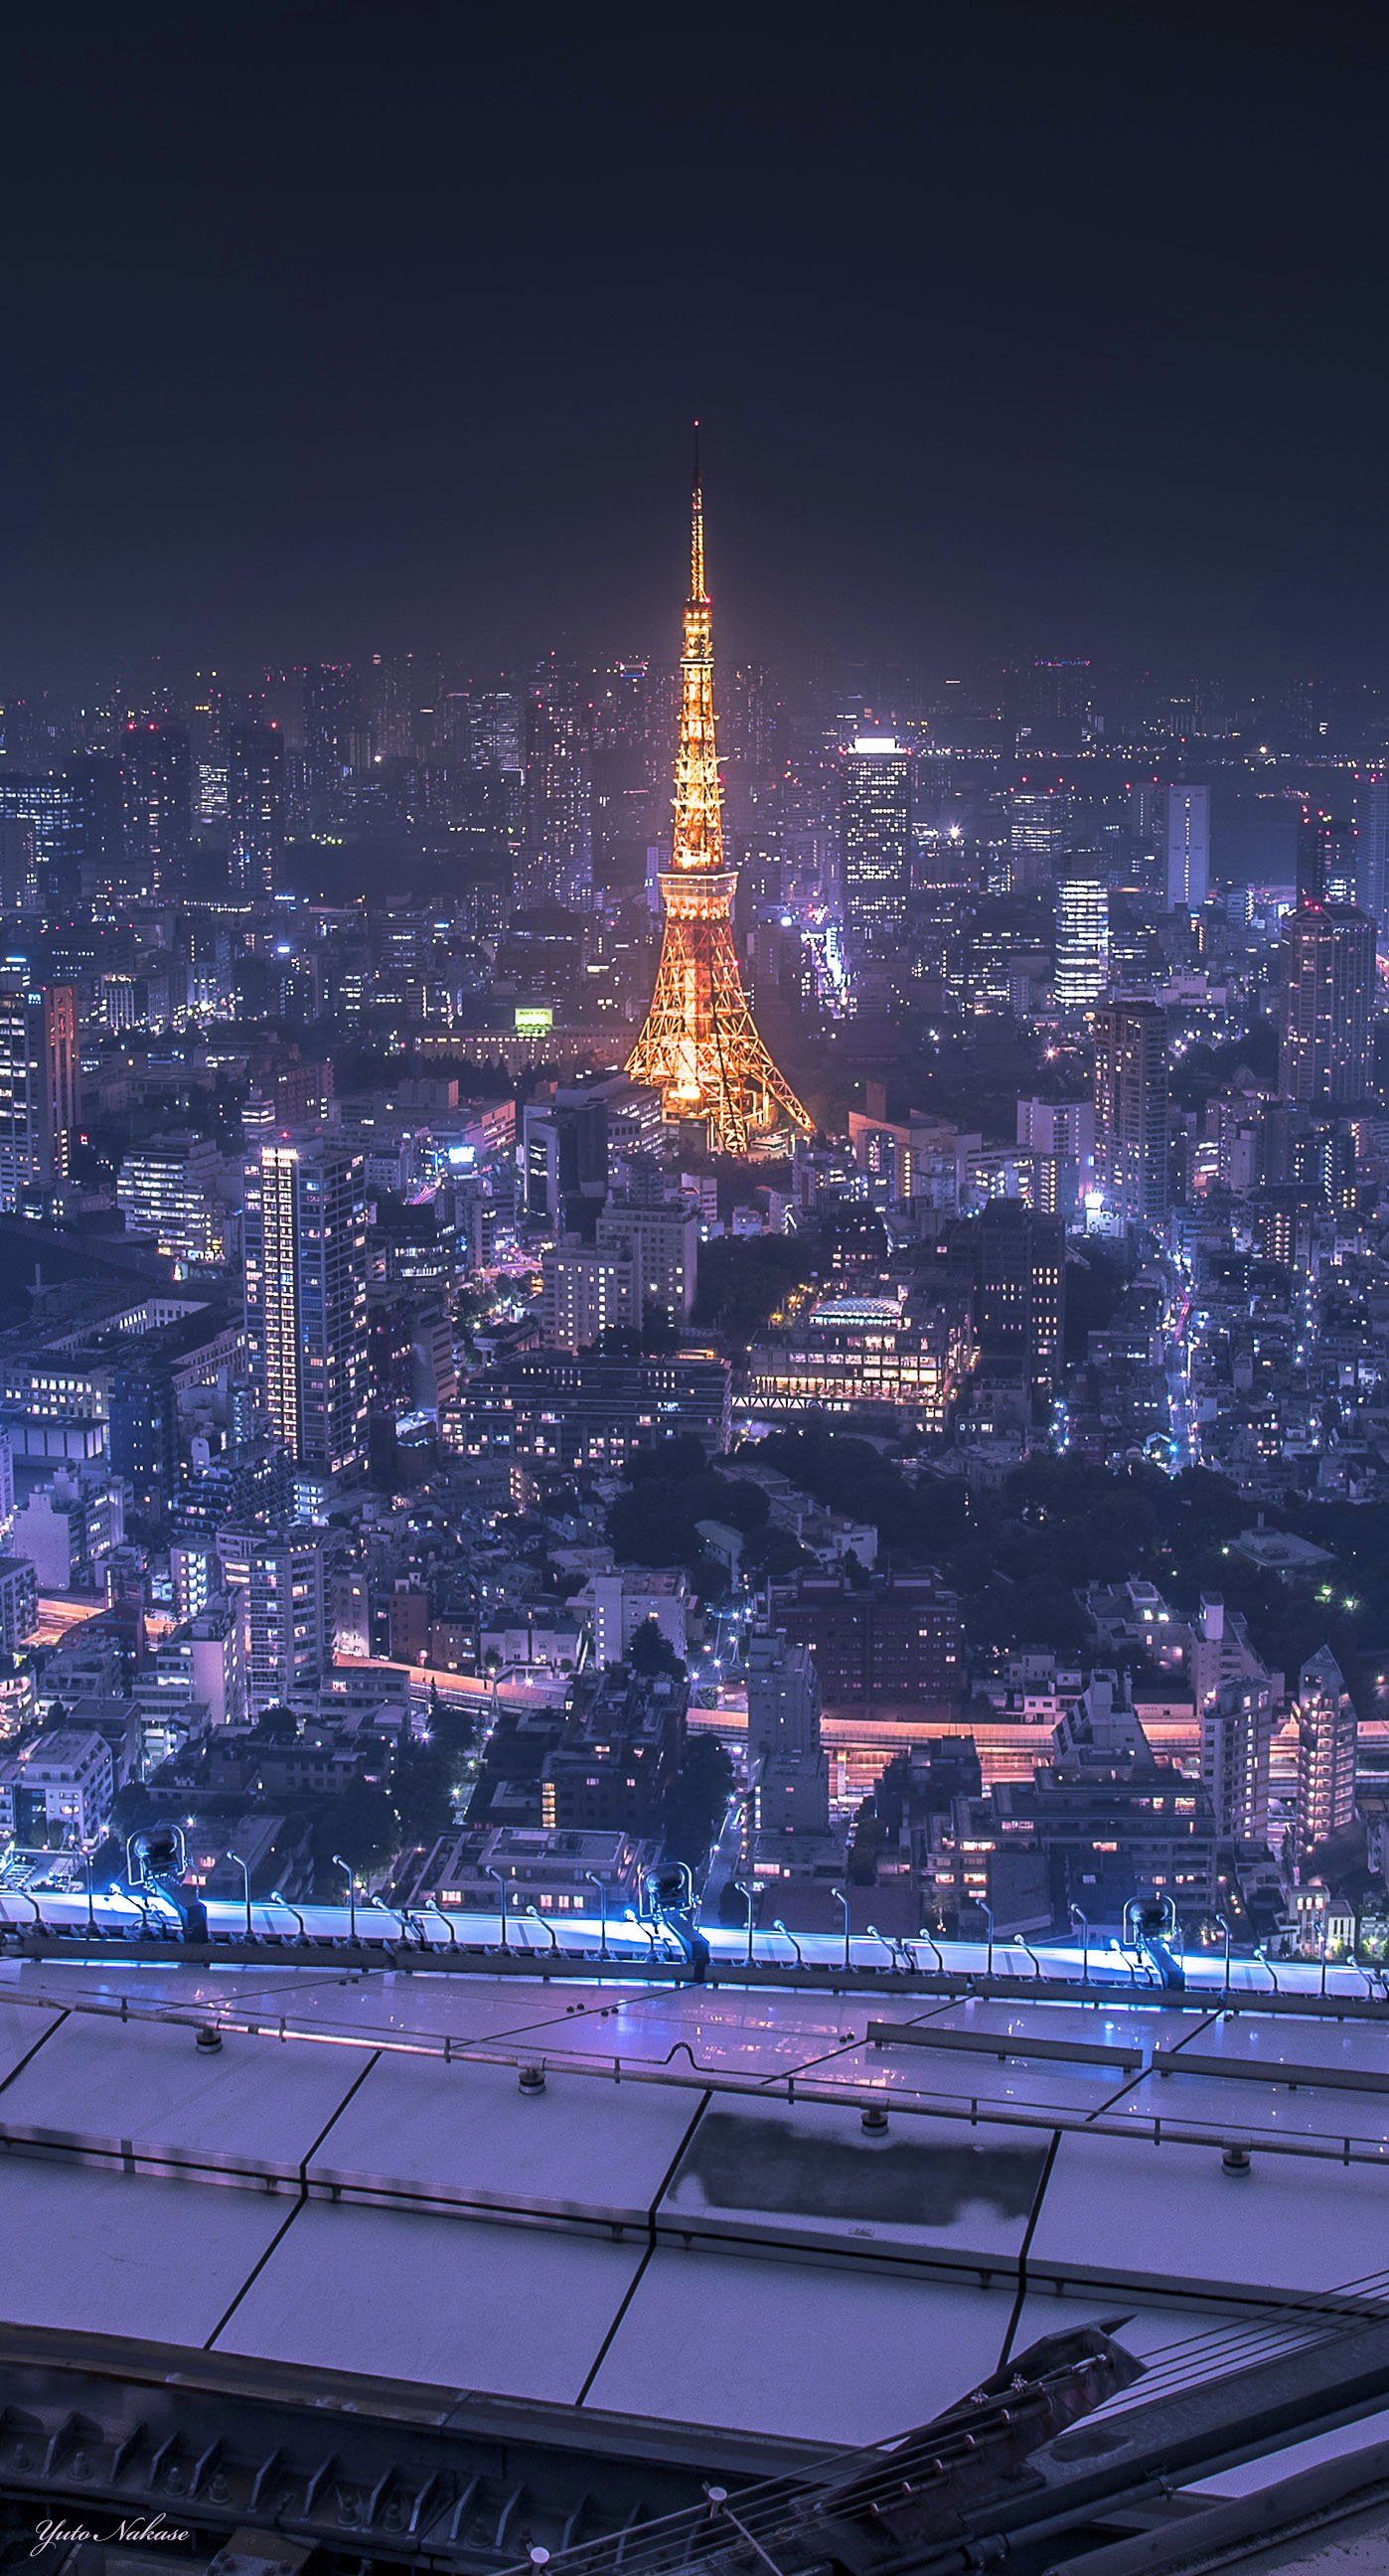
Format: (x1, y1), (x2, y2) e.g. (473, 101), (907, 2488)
(626, 455), (812, 1154)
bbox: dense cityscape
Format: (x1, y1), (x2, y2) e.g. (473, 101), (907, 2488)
(0, 458), (1386, 1977)
(10, 11), (1389, 2574)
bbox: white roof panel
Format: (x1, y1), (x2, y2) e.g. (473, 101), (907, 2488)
(215, 2198), (642, 2403)
(307, 2051), (701, 2223)
(0, 2012), (366, 2174)
(586, 2247), (1017, 2447)
(1029, 2129), (1389, 2301)
(0, 2158), (287, 2344)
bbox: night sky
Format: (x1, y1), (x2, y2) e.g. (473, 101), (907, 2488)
(8, 2), (1389, 691)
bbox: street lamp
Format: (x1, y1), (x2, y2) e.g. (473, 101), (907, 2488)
(270, 1888), (305, 1939)
(426, 1897), (457, 1949)
(370, 1893), (413, 1944)
(526, 1904), (559, 1954)
(486, 1866), (511, 1953)
(106, 1883), (145, 1935)
(584, 1869), (610, 1961)
(832, 1883), (850, 1971)
(332, 1853), (358, 1943)
(1214, 1912), (1233, 1994)
(225, 1851), (252, 1939)
(733, 1880), (757, 1967)
(1069, 1903), (1090, 1987)
(774, 1918), (804, 1969)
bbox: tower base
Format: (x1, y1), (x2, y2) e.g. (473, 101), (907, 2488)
(627, 872), (812, 1155)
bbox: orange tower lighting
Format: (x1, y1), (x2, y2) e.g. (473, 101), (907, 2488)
(626, 444), (812, 1155)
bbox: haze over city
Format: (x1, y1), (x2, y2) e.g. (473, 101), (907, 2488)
(2, 12), (1389, 2576)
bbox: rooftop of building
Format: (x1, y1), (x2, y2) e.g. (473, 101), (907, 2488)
(0, 1930), (1385, 2489)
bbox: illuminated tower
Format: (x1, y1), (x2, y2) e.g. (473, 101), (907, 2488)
(627, 454), (811, 1153)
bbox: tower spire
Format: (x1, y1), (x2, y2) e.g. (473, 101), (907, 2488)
(691, 418), (704, 600)
(626, 450), (812, 1155)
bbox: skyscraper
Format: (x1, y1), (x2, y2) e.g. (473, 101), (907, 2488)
(1006, 788), (1070, 890)
(1350, 774), (1389, 927)
(1279, 905), (1375, 1102)
(976, 1198), (1066, 1401)
(1054, 875), (1110, 1011)
(1294, 1647), (1356, 1851)
(228, 724), (286, 898)
(1296, 804), (1357, 909)
(121, 723), (192, 894)
(242, 1136), (369, 1486)
(1094, 997), (1168, 1227)
(217, 1525), (332, 1715)
(302, 664), (361, 800)
(0, 978), (77, 1210)
(1165, 784), (1210, 911)
(840, 736), (912, 949)
(627, 458), (811, 1153)
(524, 660), (593, 909)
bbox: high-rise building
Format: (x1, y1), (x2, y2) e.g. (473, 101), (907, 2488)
(1165, 784), (1210, 911)
(1094, 997), (1168, 1227)
(217, 1526), (331, 1714)
(1200, 1677), (1273, 1843)
(242, 1136), (369, 1484)
(1054, 876), (1110, 1011)
(1353, 773), (1389, 926)
(0, 978), (77, 1210)
(0, 764), (123, 909)
(1279, 905), (1375, 1103)
(627, 461), (810, 1153)
(121, 723), (192, 893)
(302, 665), (361, 799)
(1295, 1647), (1357, 1852)
(975, 1199), (1066, 1401)
(228, 724), (286, 898)
(524, 661), (593, 908)
(840, 736), (912, 949)
(746, 1626), (823, 1764)
(116, 1132), (226, 1270)
(1297, 804), (1357, 909)
(1006, 788), (1070, 889)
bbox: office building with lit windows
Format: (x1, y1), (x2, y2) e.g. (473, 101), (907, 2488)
(1054, 875), (1109, 1012)
(217, 1524), (332, 1715)
(840, 735), (911, 948)
(116, 1132), (227, 1272)
(0, 977), (77, 1211)
(1279, 903), (1375, 1103)
(242, 1136), (368, 1484)
(229, 724), (286, 898)
(1094, 997), (1169, 1227)
(747, 1290), (972, 1430)
(1165, 784), (1210, 911)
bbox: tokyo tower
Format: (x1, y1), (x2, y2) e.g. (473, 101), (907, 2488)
(626, 449), (812, 1155)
